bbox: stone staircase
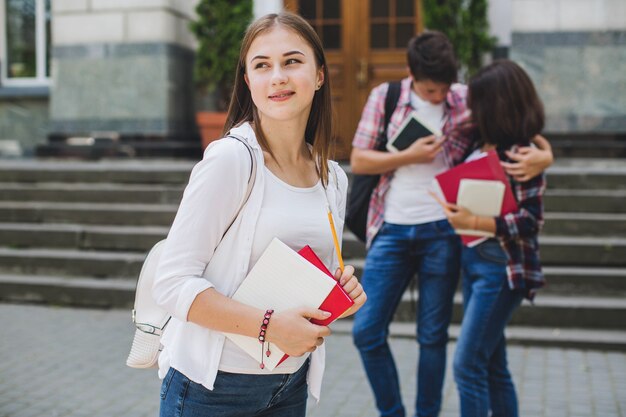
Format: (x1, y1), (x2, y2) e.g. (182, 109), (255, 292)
(0, 158), (625, 350)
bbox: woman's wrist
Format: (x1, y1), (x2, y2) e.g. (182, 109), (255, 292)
(472, 215), (479, 230)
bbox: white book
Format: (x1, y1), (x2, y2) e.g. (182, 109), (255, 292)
(223, 238), (339, 371)
(454, 179), (505, 245)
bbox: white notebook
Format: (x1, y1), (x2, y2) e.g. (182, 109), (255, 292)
(454, 179), (504, 244)
(223, 238), (339, 371)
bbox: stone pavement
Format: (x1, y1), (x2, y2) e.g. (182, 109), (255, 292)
(0, 303), (624, 417)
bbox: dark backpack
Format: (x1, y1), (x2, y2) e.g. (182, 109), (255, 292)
(346, 81), (402, 242)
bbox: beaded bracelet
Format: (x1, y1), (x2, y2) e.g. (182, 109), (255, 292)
(258, 309), (274, 369)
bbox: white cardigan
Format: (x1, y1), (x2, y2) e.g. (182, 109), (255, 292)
(152, 122), (348, 401)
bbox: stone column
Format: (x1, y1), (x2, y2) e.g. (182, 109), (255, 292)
(488, 0), (512, 58)
(49, 0), (197, 142)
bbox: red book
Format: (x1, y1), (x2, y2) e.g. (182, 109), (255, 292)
(434, 150), (518, 245)
(297, 245), (354, 326)
(275, 245), (354, 367)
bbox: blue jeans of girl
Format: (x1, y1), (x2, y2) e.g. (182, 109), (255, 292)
(453, 239), (524, 417)
(352, 220), (461, 417)
(159, 360), (309, 417)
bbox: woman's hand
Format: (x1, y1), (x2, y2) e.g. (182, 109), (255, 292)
(501, 134), (554, 182)
(444, 203), (476, 230)
(266, 308), (332, 357)
(335, 265), (367, 318)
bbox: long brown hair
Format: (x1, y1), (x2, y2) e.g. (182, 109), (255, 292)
(468, 60), (544, 149)
(223, 12), (334, 186)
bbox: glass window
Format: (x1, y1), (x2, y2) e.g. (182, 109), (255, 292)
(2, 0), (51, 83)
(396, 23), (415, 48)
(6, 0), (37, 78)
(370, 0), (389, 18)
(299, 0), (317, 20)
(323, 0), (340, 19)
(370, 23), (389, 49)
(45, 0), (51, 77)
(396, 0), (414, 17)
(322, 24), (341, 49)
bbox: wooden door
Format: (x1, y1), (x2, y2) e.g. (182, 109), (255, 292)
(284, 0), (423, 159)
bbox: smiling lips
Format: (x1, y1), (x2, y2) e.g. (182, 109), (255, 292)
(269, 90), (295, 101)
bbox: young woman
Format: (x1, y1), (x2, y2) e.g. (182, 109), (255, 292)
(152, 12), (366, 417)
(443, 60), (547, 417)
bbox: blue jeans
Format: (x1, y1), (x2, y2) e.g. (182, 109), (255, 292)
(453, 239), (524, 417)
(159, 360), (309, 417)
(352, 221), (461, 417)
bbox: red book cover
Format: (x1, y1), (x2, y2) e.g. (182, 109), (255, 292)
(276, 245), (354, 366)
(435, 150), (518, 245)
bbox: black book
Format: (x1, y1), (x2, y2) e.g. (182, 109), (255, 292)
(386, 111), (442, 152)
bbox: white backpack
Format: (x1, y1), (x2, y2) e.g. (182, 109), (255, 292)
(126, 135), (256, 369)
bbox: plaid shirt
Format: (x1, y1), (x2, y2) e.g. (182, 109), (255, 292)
(352, 77), (469, 247)
(492, 148), (547, 299)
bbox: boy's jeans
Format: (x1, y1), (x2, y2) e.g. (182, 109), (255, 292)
(353, 220), (461, 417)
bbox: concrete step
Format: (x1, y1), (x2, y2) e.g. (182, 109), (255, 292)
(0, 248), (144, 278)
(348, 258), (626, 296)
(544, 189), (626, 213)
(2, 200), (624, 238)
(0, 223), (167, 251)
(330, 320), (626, 351)
(545, 166), (626, 190)
(2, 220), (625, 268)
(2, 183), (623, 215)
(1, 272), (623, 331)
(0, 182), (184, 204)
(342, 233), (626, 267)
(539, 236), (626, 267)
(1, 158), (625, 189)
(391, 293), (626, 331)
(342, 159), (626, 190)
(0, 274), (135, 308)
(2, 226), (625, 295)
(542, 212), (626, 236)
(0, 160), (194, 184)
(0, 201), (177, 226)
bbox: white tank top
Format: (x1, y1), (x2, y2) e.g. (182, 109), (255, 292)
(218, 166), (335, 374)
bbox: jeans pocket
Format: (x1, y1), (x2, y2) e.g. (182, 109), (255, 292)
(160, 367), (176, 400)
(477, 240), (508, 265)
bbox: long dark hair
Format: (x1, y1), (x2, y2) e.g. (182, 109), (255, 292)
(468, 59), (544, 149)
(223, 12), (333, 186)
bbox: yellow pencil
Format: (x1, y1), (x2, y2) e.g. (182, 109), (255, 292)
(327, 208), (345, 272)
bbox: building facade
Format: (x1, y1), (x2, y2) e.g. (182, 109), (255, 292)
(0, 0), (623, 156)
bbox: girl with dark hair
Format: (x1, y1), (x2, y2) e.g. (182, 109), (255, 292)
(153, 12), (365, 417)
(443, 59), (546, 417)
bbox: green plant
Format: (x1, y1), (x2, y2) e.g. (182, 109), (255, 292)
(423, 0), (496, 78)
(190, 0), (253, 111)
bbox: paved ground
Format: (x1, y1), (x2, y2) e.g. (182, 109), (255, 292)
(0, 303), (624, 417)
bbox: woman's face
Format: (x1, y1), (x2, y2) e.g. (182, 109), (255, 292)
(244, 25), (324, 126)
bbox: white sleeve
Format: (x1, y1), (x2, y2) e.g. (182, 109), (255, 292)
(152, 139), (252, 322)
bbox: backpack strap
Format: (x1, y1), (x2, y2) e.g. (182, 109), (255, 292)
(223, 133), (256, 236)
(376, 81), (402, 151)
